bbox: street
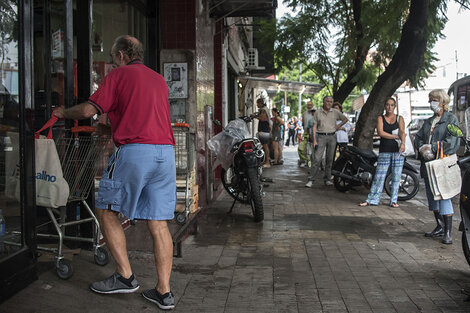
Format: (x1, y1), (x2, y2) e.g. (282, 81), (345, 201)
(2, 146), (470, 312)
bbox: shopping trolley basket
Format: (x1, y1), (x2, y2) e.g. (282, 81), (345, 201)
(172, 123), (195, 225)
(36, 123), (111, 279)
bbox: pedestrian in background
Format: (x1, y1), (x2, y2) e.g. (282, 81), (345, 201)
(271, 108), (284, 165)
(254, 98), (272, 168)
(54, 35), (176, 310)
(300, 101), (315, 167)
(333, 102), (351, 152)
(414, 89), (459, 244)
(359, 97), (405, 208)
(286, 116), (296, 146)
(306, 96), (348, 187)
(295, 116), (303, 144)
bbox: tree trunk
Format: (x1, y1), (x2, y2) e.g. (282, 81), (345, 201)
(353, 0), (432, 149)
(333, 0), (369, 104)
(333, 45), (369, 103)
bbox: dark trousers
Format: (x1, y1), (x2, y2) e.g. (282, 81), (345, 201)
(286, 129), (296, 146)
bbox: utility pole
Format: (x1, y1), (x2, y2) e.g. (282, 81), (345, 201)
(298, 63), (302, 117)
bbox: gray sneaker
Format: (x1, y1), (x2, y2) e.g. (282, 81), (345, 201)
(325, 180), (333, 186)
(90, 271), (139, 294)
(142, 289), (175, 310)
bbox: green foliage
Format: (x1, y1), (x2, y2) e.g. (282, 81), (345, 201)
(271, 65), (321, 117)
(264, 0), (453, 102)
(0, 0), (18, 67)
(408, 0), (448, 88)
(0, 1), (17, 43)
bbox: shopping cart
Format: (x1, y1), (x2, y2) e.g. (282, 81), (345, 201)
(36, 124), (111, 279)
(172, 123), (195, 225)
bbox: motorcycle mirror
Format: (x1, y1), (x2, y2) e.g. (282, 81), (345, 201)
(447, 124), (464, 138)
(213, 119), (222, 126)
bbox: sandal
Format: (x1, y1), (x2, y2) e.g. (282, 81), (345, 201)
(390, 203), (399, 208)
(359, 202), (369, 207)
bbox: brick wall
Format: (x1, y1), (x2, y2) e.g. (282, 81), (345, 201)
(160, 0), (196, 49)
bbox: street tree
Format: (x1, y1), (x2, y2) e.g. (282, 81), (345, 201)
(270, 0), (411, 105)
(354, 0), (450, 148)
(269, 0), (464, 148)
(0, 0), (17, 82)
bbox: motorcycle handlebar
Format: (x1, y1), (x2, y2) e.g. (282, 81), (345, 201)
(458, 155), (470, 167)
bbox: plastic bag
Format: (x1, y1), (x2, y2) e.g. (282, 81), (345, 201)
(393, 128), (415, 156)
(419, 144), (435, 161)
(207, 119), (251, 169)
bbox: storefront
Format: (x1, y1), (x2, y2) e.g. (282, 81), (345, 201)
(0, 0), (157, 301)
(0, 0), (277, 301)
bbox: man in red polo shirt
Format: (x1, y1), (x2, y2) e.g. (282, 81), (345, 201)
(54, 35), (176, 310)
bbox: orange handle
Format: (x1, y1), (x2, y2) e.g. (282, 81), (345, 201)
(172, 123), (190, 128)
(71, 126), (95, 133)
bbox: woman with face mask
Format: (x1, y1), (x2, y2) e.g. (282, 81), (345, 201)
(414, 89), (460, 244)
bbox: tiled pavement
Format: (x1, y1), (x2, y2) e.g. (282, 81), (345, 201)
(2, 146), (470, 312)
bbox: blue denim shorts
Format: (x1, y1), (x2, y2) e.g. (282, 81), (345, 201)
(96, 144), (176, 220)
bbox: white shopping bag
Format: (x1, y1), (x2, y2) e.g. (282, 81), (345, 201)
(35, 116), (69, 208)
(425, 161), (442, 200)
(425, 154), (461, 200)
(393, 126), (415, 157)
(402, 129), (415, 157)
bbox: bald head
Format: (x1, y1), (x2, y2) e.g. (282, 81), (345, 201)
(112, 35), (144, 61)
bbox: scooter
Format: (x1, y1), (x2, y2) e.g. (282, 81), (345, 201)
(208, 115), (265, 222)
(447, 123), (470, 266)
(331, 145), (420, 201)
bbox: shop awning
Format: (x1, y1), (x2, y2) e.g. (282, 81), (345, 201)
(239, 76), (324, 95)
(209, 0), (277, 18)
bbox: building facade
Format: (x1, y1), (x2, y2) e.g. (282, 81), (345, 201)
(0, 0), (276, 301)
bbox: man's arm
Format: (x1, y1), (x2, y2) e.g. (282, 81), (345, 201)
(54, 102), (98, 120)
(335, 117), (348, 130)
(335, 111), (348, 130)
(312, 123), (318, 146)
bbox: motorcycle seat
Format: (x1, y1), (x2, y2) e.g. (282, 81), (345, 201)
(348, 145), (377, 160)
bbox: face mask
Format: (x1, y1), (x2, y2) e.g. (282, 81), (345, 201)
(430, 101), (440, 113)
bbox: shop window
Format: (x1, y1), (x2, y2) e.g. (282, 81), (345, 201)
(92, 0), (148, 176)
(0, 1), (22, 259)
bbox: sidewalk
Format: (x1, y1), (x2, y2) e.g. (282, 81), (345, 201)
(2, 146), (470, 312)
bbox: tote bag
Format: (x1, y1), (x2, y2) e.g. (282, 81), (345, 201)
(425, 141), (461, 200)
(35, 116), (69, 208)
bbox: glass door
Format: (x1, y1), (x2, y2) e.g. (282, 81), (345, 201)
(0, 0), (37, 302)
(0, 0), (23, 259)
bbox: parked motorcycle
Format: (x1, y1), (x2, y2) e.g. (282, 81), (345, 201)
(207, 115), (265, 222)
(331, 145), (420, 201)
(447, 123), (470, 266)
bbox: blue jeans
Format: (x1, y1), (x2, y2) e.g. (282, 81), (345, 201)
(423, 175), (454, 215)
(365, 152), (404, 205)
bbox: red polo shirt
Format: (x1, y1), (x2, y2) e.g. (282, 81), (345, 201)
(88, 60), (175, 146)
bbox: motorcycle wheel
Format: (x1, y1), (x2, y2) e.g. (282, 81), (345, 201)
(221, 167), (250, 204)
(462, 232), (470, 266)
(246, 167), (264, 222)
(384, 168), (419, 201)
(333, 158), (353, 192)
